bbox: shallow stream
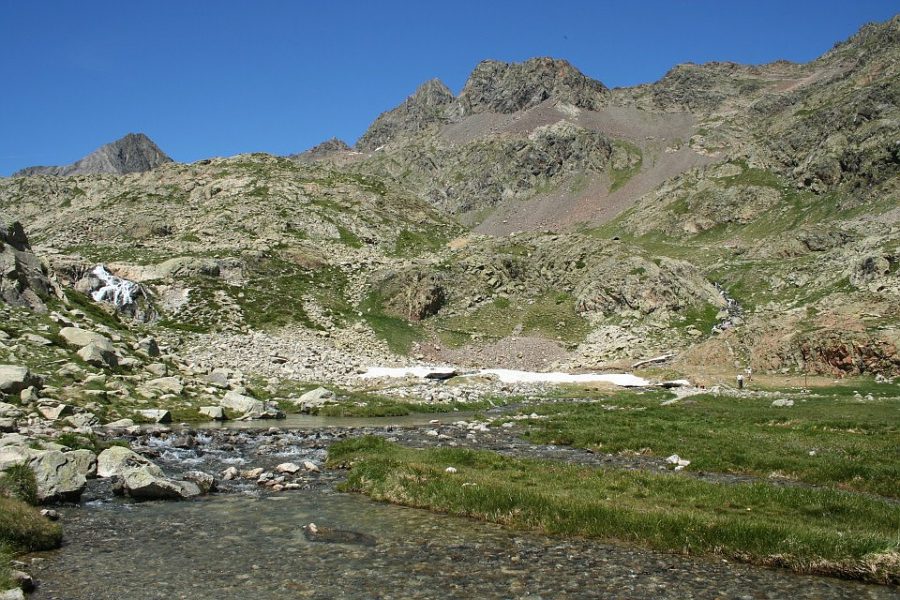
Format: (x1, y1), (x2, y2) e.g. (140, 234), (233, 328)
(30, 492), (894, 600)
(26, 422), (899, 599)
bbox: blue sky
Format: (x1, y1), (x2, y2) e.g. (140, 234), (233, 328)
(0, 1), (896, 175)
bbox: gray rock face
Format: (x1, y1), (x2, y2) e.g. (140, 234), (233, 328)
(456, 57), (608, 116)
(0, 365), (41, 395)
(357, 79), (455, 151)
(0, 220), (57, 311)
(13, 133), (172, 177)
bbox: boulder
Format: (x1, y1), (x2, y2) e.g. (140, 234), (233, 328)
(136, 336), (160, 357)
(0, 365), (40, 395)
(219, 390), (284, 419)
(0, 419), (16, 433)
(64, 412), (100, 429)
(119, 465), (202, 501)
(182, 470), (216, 494)
(37, 404), (73, 421)
(66, 448), (98, 479)
(0, 402), (22, 418)
(0, 588), (25, 600)
(199, 406), (226, 420)
(135, 409), (172, 424)
(97, 446), (159, 478)
(104, 418), (135, 428)
(77, 342), (118, 368)
(141, 376), (184, 396)
(58, 327), (114, 351)
(0, 446), (86, 502)
(275, 462), (301, 474)
(295, 387), (337, 413)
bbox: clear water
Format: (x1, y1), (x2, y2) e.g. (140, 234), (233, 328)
(29, 492), (895, 599)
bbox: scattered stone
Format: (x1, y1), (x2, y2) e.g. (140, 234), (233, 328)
(66, 449), (98, 479)
(302, 460), (320, 473)
(40, 508), (60, 521)
(303, 522), (376, 547)
(220, 390), (284, 419)
(445, 466), (458, 474)
(64, 413), (100, 429)
(38, 404), (73, 421)
(221, 466), (239, 481)
(0, 365), (40, 395)
(665, 454), (691, 470)
(142, 377), (184, 396)
(0, 588), (25, 600)
(58, 327), (114, 350)
(104, 418), (135, 428)
(0, 402), (22, 418)
(182, 470), (216, 494)
(771, 399), (794, 407)
(135, 409), (172, 423)
(136, 336), (160, 357)
(275, 462), (301, 474)
(199, 406), (226, 420)
(77, 342), (118, 368)
(295, 387), (337, 413)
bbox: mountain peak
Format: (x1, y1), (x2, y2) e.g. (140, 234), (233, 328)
(13, 133), (172, 177)
(456, 57), (608, 116)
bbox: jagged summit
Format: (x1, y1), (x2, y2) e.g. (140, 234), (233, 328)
(13, 133), (172, 177)
(456, 57), (608, 116)
(356, 78), (455, 151)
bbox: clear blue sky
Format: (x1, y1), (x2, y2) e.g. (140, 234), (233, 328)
(1, 1), (896, 175)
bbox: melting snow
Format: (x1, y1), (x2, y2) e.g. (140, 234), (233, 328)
(359, 366), (649, 387)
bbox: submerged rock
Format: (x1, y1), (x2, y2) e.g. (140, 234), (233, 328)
(303, 522), (377, 547)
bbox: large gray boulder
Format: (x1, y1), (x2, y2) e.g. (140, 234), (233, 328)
(219, 390), (284, 419)
(140, 376), (184, 396)
(118, 465), (201, 501)
(0, 365), (41, 395)
(58, 327), (115, 351)
(77, 343), (118, 368)
(0, 446), (87, 502)
(97, 446), (159, 478)
(294, 387), (337, 413)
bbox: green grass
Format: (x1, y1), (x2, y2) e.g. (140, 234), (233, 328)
(521, 387), (900, 497)
(359, 291), (423, 354)
(435, 292), (590, 348)
(392, 228), (448, 257)
(328, 437), (899, 583)
(0, 466), (63, 588)
(313, 389), (500, 417)
(608, 141), (643, 193)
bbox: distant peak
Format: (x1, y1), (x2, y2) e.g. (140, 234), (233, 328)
(13, 132), (172, 177)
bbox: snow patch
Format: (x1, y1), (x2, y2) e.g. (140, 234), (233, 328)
(358, 366), (649, 387)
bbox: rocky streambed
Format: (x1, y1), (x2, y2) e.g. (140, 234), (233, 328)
(19, 419), (900, 599)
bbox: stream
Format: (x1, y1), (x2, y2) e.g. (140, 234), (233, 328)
(26, 419), (898, 599)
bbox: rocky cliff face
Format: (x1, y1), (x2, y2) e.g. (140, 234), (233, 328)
(13, 133), (172, 177)
(455, 58), (608, 116)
